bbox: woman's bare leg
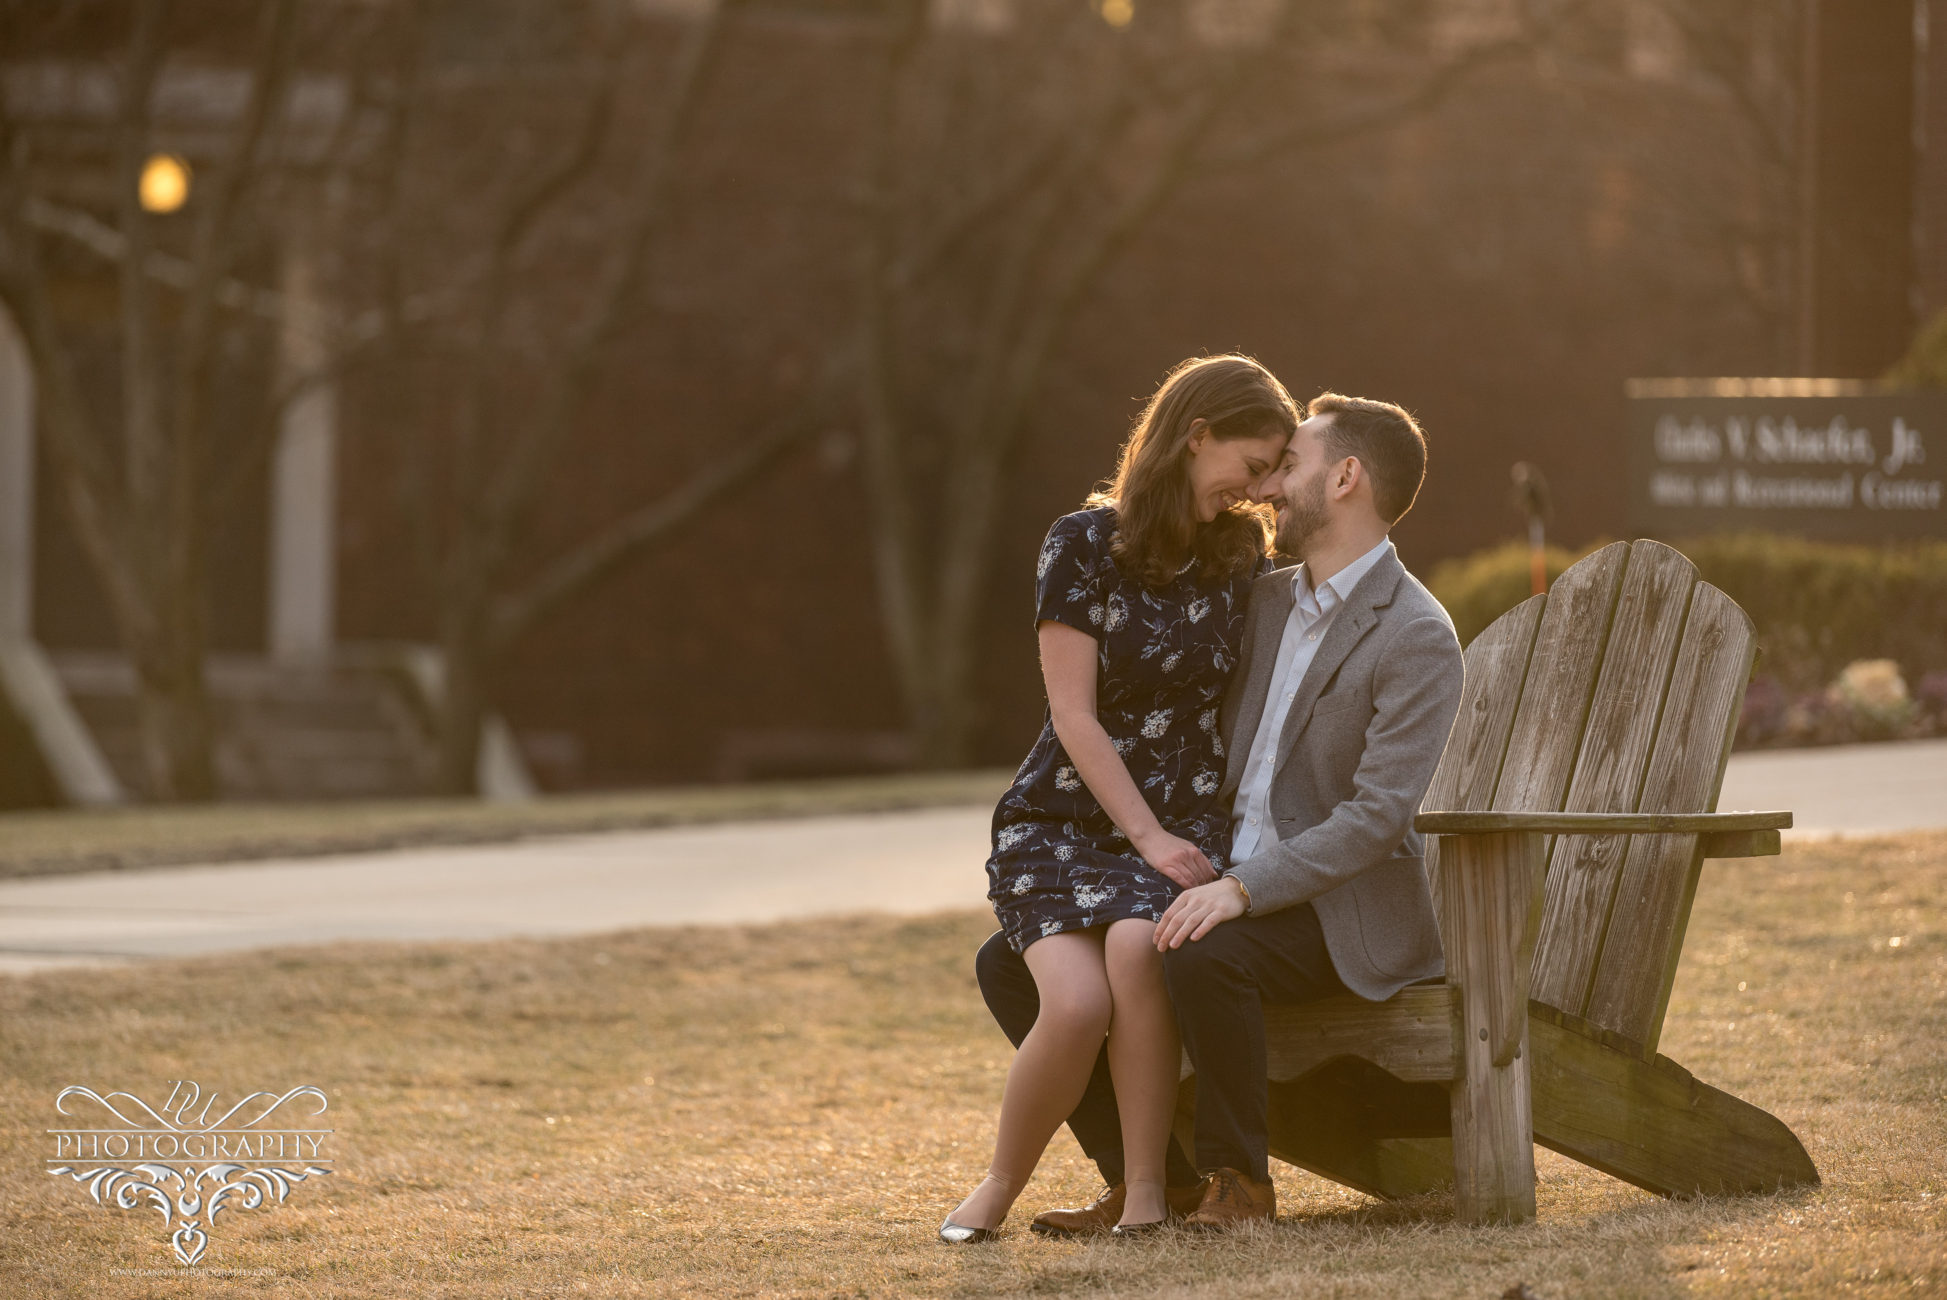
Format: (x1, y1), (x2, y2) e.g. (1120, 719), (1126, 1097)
(1103, 918), (1180, 1227)
(949, 931), (1112, 1230)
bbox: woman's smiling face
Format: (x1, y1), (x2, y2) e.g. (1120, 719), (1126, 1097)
(1184, 422), (1290, 523)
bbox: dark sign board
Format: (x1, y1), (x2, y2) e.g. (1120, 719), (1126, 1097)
(1626, 380), (1946, 541)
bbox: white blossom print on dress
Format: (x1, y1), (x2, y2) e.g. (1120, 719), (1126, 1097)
(1073, 884), (1117, 909)
(1141, 709), (1172, 738)
(1036, 536), (1062, 580)
(1054, 765), (1082, 792)
(1187, 597), (1211, 623)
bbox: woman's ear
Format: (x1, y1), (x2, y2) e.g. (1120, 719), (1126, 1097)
(1185, 418), (1210, 455)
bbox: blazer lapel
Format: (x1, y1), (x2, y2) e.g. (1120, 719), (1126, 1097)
(1274, 553), (1404, 769)
(1219, 568), (1295, 800)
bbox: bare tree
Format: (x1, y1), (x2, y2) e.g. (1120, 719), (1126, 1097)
(850, 0), (1535, 765)
(0, 0), (831, 799)
(0, 0), (337, 800)
(360, 0), (843, 793)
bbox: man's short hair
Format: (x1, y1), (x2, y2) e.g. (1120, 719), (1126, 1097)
(1305, 392), (1428, 524)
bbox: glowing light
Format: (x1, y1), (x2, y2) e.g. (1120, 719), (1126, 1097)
(1099, 0), (1132, 27)
(138, 154), (191, 213)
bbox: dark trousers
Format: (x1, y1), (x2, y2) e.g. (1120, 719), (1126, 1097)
(973, 931), (1202, 1188)
(1161, 901), (1344, 1183)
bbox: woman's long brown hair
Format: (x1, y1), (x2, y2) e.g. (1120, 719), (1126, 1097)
(1087, 355), (1296, 588)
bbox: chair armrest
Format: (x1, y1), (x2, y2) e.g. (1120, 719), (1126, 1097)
(1415, 810), (1791, 835)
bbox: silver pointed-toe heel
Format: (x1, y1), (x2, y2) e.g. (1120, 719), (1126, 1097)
(938, 1218), (1001, 1244)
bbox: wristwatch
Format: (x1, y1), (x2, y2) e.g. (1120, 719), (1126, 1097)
(1228, 873), (1252, 915)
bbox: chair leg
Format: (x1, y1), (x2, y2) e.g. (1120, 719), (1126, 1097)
(1438, 830), (1546, 1224)
(1529, 1013), (1820, 1197)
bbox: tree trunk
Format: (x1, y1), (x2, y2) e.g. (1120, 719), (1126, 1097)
(130, 618), (218, 802)
(435, 599), (490, 796)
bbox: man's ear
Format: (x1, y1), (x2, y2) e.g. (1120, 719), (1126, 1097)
(1332, 456), (1363, 500)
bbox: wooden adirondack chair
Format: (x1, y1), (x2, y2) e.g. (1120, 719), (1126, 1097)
(1173, 539), (1819, 1224)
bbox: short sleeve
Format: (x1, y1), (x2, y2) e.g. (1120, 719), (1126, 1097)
(1034, 511), (1111, 636)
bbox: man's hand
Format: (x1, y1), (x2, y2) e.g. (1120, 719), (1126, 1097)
(1155, 876), (1248, 950)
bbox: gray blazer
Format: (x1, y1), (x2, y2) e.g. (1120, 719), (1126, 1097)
(1222, 545), (1465, 1001)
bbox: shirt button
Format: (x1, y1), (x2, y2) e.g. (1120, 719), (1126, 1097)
(1249, 816), (1259, 825)
(1308, 632), (1318, 641)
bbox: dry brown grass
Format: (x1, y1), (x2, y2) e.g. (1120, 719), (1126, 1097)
(2, 832), (1942, 1298)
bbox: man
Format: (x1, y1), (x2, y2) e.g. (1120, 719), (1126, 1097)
(973, 391), (1465, 1233)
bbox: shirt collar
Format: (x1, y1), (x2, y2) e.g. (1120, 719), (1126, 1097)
(1292, 537), (1393, 615)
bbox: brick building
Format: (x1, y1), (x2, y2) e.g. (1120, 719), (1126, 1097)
(2, 0), (1940, 799)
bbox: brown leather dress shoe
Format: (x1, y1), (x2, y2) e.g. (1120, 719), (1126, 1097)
(1030, 1181), (1210, 1238)
(1180, 1168), (1276, 1230)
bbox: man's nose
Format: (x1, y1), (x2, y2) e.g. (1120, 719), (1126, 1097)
(1251, 478), (1283, 506)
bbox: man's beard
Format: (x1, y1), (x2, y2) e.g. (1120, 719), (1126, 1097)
(1275, 469), (1330, 557)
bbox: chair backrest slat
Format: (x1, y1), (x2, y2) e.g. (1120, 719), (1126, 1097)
(1489, 543), (1629, 817)
(1424, 594), (1546, 816)
(1583, 583), (1756, 1048)
(1528, 541), (1698, 1021)
(1423, 594), (1546, 920)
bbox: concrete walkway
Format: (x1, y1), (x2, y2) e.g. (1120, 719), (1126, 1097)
(2, 739), (1942, 975)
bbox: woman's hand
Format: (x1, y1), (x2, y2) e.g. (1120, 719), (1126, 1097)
(1133, 828), (1219, 890)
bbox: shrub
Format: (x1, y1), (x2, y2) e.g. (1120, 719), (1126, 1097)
(1423, 540), (1598, 648)
(1426, 531), (1947, 700)
(1681, 534), (1947, 691)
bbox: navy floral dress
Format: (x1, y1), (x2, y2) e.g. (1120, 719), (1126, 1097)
(987, 505), (1258, 953)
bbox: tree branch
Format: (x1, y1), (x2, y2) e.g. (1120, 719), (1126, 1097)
(474, 0), (745, 580)
(487, 357), (848, 652)
(115, 0), (169, 520)
(1197, 34), (1532, 176)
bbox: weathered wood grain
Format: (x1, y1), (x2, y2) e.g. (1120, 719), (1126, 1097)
(1262, 985), (1460, 1084)
(1530, 1008), (1820, 1197)
(1439, 829), (1546, 1224)
(1422, 595), (1546, 917)
(1424, 595), (1546, 815)
(1418, 811), (1789, 834)
(1530, 541), (1699, 1019)
(1490, 542), (1629, 816)
(1586, 583), (1759, 1049)
(1698, 828), (1782, 859)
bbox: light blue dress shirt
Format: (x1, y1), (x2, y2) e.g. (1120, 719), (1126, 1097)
(1229, 537), (1395, 865)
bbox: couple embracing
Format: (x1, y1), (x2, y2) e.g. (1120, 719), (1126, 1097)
(941, 355), (1466, 1242)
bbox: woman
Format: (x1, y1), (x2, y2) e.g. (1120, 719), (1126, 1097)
(940, 355), (1297, 1242)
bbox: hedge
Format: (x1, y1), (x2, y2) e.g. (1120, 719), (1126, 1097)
(1425, 533), (1947, 692)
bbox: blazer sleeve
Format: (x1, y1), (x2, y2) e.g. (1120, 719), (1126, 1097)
(1227, 611), (1464, 916)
